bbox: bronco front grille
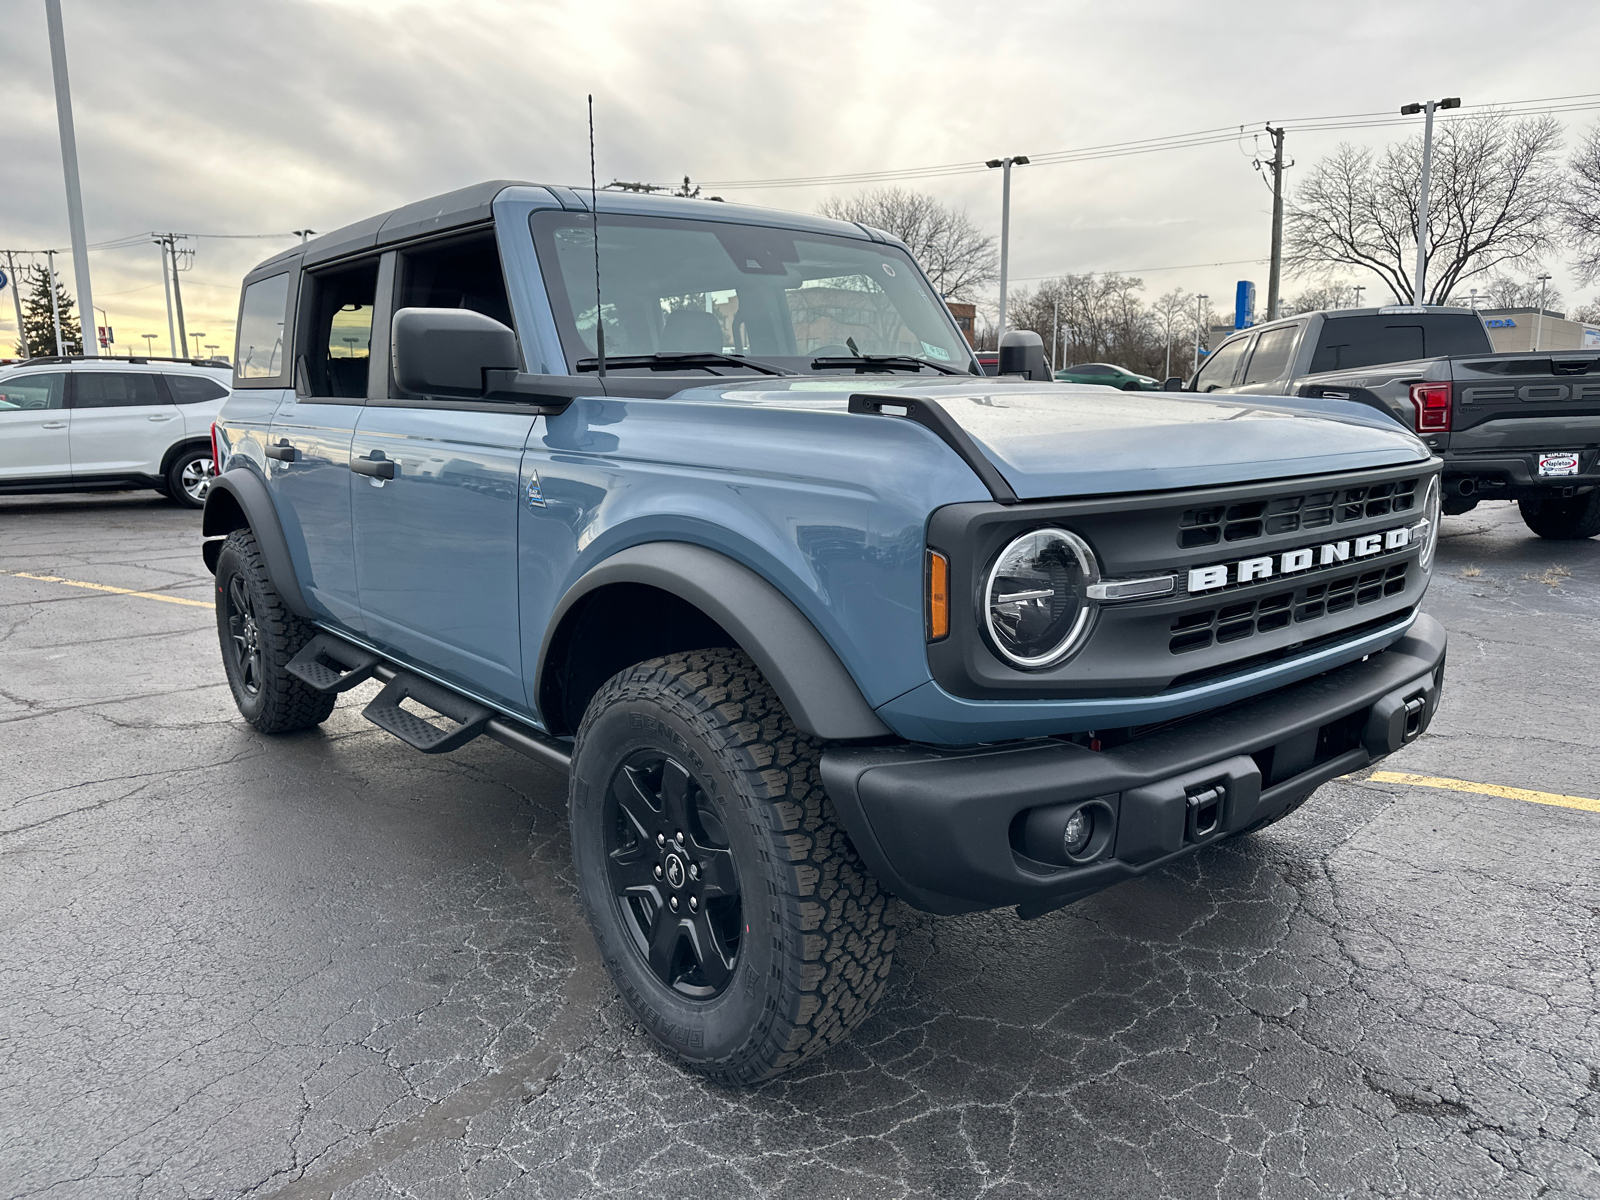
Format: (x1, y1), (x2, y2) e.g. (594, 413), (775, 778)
(1177, 478), (1419, 549)
(1170, 562), (1409, 654)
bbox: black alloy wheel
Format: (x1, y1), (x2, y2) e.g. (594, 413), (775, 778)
(223, 571), (264, 698)
(605, 750), (742, 998)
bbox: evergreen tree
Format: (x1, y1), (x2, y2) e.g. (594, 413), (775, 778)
(16, 263), (82, 357)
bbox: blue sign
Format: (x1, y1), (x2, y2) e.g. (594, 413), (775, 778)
(1235, 281), (1256, 330)
(0, 267), (8, 292)
(1485, 318), (1517, 328)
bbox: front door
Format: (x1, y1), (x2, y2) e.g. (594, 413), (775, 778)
(67, 370), (181, 479)
(0, 372), (70, 480)
(348, 231), (533, 710)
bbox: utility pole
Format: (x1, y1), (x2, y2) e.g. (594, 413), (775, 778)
(168, 238), (189, 353)
(1051, 300), (1059, 374)
(986, 155), (1030, 343)
(1353, 284), (1365, 309)
(1193, 293), (1208, 373)
(4, 251), (28, 359)
(1400, 97), (1460, 306)
(1534, 273), (1552, 351)
(45, 0), (97, 356)
(1265, 125), (1287, 321)
(155, 238), (177, 356)
(45, 249), (65, 356)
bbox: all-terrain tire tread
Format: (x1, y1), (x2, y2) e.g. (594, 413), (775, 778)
(575, 647), (896, 1085)
(219, 528), (336, 734)
(1518, 490), (1600, 540)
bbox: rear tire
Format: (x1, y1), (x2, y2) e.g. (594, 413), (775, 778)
(166, 446), (216, 510)
(569, 648), (896, 1085)
(214, 528), (336, 733)
(1518, 491), (1600, 540)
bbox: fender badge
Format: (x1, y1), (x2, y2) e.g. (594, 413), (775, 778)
(526, 473), (546, 509)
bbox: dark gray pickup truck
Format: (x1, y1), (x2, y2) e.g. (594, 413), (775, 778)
(1181, 306), (1600, 539)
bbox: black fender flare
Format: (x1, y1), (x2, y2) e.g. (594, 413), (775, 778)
(200, 468), (314, 620)
(538, 542), (891, 741)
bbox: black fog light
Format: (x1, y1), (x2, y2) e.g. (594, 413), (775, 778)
(1021, 797), (1117, 866)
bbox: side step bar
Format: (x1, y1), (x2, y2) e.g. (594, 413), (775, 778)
(287, 631), (572, 772)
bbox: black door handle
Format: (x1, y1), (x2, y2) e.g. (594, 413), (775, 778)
(265, 440), (301, 462)
(351, 450), (396, 480)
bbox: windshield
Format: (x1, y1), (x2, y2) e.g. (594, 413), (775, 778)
(529, 210), (975, 375)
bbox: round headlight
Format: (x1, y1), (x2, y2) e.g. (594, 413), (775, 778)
(1417, 475), (1441, 571)
(982, 528), (1098, 669)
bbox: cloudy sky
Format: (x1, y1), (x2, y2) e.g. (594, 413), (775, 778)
(4, 0), (1599, 358)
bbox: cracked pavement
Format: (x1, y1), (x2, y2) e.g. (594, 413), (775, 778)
(1, 492), (1596, 1199)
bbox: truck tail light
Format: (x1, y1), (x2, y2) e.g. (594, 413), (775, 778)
(1409, 383), (1452, 432)
(926, 550), (949, 641)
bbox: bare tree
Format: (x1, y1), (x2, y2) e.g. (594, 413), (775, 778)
(1285, 113), (1563, 304)
(1571, 298), (1600, 325)
(818, 188), (997, 300)
(1446, 272), (1563, 311)
(1283, 280), (1361, 314)
(1150, 289), (1192, 379)
(1560, 123), (1600, 284)
(1007, 274), (1167, 376)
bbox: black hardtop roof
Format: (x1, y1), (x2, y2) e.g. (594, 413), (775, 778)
(243, 180), (892, 283)
(1224, 304), (1483, 340)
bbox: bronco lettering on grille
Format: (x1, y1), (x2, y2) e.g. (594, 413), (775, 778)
(1187, 526), (1412, 593)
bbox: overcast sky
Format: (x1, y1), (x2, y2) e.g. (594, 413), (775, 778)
(4, 0), (1599, 359)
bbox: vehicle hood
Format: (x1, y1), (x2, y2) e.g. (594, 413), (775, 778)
(677, 377), (1431, 499)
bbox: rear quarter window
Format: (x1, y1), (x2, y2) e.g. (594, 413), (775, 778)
(165, 374), (229, 404)
(1309, 315), (1491, 373)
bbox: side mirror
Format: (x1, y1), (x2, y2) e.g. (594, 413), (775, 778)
(998, 329), (1048, 380)
(392, 307), (521, 397)
(1162, 377), (1186, 392)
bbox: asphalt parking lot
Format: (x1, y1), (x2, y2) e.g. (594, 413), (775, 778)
(1, 494), (1597, 1200)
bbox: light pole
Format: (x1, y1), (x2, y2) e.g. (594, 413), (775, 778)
(45, 249), (65, 356)
(1353, 284), (1365, 309)
(294, 230), (317, 244)
(1193, 294), (1208, 373)
(141, 333), (157, 355)
(985, 155), (1030, 344)
(205, 343), (218, 359)
(190, 331), (206, 358)
(1051, 300), (1060, 374)
(1399, 96), (1460, 306)
(45, 0), (97, 356)
(1468, 288), (1478, 310)
(3, 250), (28, 359)
(1534, 273), (1552, 351)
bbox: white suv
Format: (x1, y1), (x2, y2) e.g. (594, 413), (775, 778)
(0, 356), (231, 508)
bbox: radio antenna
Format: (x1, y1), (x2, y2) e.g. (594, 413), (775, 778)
(588, 94), (606, 379)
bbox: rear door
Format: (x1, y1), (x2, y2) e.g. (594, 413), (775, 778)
(67, 370), (180, 478)
(349, 231), (534, 708)
(0, 371), (70, 480)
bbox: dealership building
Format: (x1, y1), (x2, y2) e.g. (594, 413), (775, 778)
(1477, 307), (1600, 353)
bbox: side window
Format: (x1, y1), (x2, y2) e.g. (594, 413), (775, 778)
(236, 273), (290, 381)
(1240, 326), (1300, 385)
(73, 372), (166, 408)
(303, 260), (379, 399)
(0, 373), (66, 410)
(1193, 337), (1250, 392)
(393, 234), (514, 395)
(164, 374), (229, 404)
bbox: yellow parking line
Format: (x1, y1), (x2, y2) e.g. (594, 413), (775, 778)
(2, 570), (214, 609)
(1370, 771), (1600, 814)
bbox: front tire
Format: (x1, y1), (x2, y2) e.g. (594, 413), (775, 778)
(166, 446), (216, 509)
(214, 528), (336, 733)
(569, 649), (896, 1085)
(1518, 490), (1600, 540)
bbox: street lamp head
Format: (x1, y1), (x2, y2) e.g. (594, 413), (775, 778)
(1399, 103), (1422, 116)
(985, 159), (1003, 169)
(1013, 156), (1030, 166)
(1439, 97), (1461, 110)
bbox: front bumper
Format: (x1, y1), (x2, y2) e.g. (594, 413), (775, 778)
(821, 614), (1447, 917)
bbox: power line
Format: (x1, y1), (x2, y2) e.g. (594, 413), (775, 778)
(692, 92), (1600, 193)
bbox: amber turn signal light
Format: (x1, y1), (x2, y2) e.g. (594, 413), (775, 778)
(927, 550), (949, 641)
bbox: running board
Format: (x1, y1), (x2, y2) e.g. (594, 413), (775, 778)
(287, 634), (382, 693)
(362, 671), (494, 754)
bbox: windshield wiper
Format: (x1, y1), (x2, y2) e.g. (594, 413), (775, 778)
(575, 352), (793, 376)
(810, 354), (966, 376)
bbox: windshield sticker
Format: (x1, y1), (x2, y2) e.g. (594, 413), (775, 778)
(881, 262), (897, 277)
(920, 342), (951, 360)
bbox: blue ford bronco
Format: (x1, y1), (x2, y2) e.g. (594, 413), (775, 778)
(205, 181), (1447, 1083)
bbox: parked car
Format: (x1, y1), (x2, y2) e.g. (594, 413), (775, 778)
(1184, 306), (1600, 538)
(1055, 362), (1160, 390)
(0, 355), (230, 507)
(203, 181), (1447, 1085)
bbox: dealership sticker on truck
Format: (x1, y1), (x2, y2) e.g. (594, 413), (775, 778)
(1538, 451), (1581, 477)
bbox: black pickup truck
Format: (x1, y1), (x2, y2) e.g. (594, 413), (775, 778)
(1178, 306), (1600, 539)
